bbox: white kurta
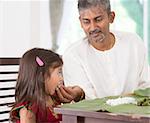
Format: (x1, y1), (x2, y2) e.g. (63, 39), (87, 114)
(62, 31), (150, 99)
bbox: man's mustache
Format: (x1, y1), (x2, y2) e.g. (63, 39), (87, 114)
(89, 28), (101, 35)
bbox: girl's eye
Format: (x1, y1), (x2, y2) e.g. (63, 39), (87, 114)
(58, 70), (63, 76)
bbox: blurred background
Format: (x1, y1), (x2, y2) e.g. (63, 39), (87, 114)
(0, 0), (149, 63)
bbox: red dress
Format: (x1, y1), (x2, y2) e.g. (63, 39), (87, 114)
(11, 101), (62, 123)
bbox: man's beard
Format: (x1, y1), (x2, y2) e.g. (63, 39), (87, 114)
(88, 28), (105, 43)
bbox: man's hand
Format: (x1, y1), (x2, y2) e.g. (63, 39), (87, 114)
(56, 85), (85, 103)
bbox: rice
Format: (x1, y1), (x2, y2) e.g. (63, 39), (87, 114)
(106, 97), (137, 106)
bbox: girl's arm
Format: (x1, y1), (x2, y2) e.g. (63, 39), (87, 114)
(19, 107), (36, 123)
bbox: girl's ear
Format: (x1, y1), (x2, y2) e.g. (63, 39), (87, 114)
(109, 11), (115, 23)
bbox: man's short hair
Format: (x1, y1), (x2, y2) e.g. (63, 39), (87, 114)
(78, 0), (111, 13)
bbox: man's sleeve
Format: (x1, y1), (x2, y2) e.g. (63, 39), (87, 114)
(62, 53), (97, 99)
(138, 45), (150, 88)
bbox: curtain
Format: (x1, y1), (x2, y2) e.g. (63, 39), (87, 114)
(49, 0), (64, 51)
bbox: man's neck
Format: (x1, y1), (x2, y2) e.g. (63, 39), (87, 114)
(90, 33), (115, 51)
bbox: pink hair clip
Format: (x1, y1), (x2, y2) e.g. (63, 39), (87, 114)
(36, 56), (44, 66)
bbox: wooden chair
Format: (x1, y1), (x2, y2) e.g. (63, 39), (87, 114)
(0, 58), (20, 122)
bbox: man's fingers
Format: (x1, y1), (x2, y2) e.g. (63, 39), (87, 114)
(59, 86), (74, 100)
(62, 86), (74, 94)
(55, 86), (83, 103)
(56, 87), (72, 103)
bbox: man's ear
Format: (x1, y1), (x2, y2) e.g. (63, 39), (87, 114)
(79, 16), (83, 28)
(109, 11), (115, 23)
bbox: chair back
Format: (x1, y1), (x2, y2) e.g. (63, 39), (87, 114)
(0, 58), (20, 122)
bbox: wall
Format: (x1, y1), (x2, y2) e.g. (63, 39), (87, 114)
(0, 0), (51, 57)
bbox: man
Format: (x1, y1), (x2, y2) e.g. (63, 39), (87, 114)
(62, 0), (150, 99)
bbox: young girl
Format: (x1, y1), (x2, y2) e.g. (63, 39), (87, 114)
(10, 48), (63, 123)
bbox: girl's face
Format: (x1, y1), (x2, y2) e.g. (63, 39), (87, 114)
(45, 66), (64, 95)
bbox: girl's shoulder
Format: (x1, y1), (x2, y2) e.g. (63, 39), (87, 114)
(10, 101), (62, 123)
(10, 102), (29, 120)
(10, 102), (36, 123)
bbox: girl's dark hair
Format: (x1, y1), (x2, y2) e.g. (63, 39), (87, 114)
(11, 48), (63, 121)
(78, 0), (111, 13)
